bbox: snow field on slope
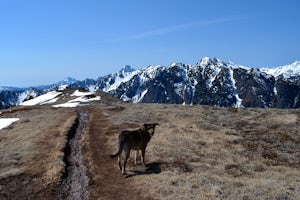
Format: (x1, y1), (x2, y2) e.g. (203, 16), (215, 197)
(228, 69), (243, 107)
(71, 90), (95, 97)
(0, 118), (19, 130)
(52, 90), (101, 108)
(103, 71), (139, 92)
(19, 89), (101, 108)
(261, 61), (300, 78)
(20, 91), (62, 106)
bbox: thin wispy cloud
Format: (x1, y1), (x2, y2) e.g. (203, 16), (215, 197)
(111, 15), (252, 42)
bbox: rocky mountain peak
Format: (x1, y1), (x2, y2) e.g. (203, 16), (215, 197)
(1, 57), (300, 109)
(120, 65), (135, 73)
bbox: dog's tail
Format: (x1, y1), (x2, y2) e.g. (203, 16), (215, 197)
(110, 141), (123, 158)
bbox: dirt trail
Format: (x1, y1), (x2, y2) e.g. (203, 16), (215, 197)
(57, 111), (90, 200)
(0, 106), (149, 200)
(84, 108), (147, 200)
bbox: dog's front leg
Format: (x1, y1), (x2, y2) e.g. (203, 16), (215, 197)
(141, 148), (146, 166)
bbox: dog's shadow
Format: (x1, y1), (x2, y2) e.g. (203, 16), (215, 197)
(125, 162), (162, 178)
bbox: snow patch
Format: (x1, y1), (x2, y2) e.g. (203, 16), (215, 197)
(207, 67), (222, 88)
(71, 90), (95, 97)
(41, 97), (60, 105)
(199, 57), (210, 66)
(140, 65), (162, 82)
(18, 88), (101, 108)
(235, 94), (243, 108)
(261, 61), (300, 78)
(103, 70), (139, 92)
(132, 89), (148, 103)
(0, 118), (19, 130)
(58, 85), (68, 91)
(52, 102), (81, 108)
(88, 85), (98, 92)
(273, 86), (277, 96)
(228, 69), (243, 107)
(69, 96), (101, 103)
(52, 89), (101, 108)
(20, 91), (62, 106)
(174, 82), (184, 96)
(17, 90), (38, 105)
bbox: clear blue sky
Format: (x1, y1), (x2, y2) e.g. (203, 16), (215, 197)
(1, 0), (299, 87)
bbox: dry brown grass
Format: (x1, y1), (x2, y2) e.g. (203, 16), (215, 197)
(0, 106), (77, 198)
(106, 104), (300, 200)
(0, 93), (299, 199)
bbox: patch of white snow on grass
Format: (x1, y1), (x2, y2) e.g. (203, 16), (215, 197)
(41, 97), (60, 105)
(20, 91), (62, 106)
(52, 102), (80, 108)
(71, 90), (95, 97)
(69, 96), (101, 103)
(17, 90), (38, 105)
(52, 90), (101, 108)
(0, 118), (19, 130)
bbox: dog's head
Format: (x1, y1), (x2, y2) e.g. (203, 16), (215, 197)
(143, 123), (158, 136)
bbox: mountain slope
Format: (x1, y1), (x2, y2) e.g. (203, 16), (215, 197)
(261, 61), (300, 78)
(75, 57), (299, 108)
(1, 57), (300, 109)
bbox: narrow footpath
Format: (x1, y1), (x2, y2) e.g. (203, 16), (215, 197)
(84, 108), (147, 200)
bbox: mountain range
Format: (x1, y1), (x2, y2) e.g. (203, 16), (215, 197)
(1, 57), (300, 109)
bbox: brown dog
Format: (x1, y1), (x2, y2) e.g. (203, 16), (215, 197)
(110, 123), (158, 174)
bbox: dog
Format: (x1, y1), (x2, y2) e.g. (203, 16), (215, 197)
(110, 123), (158, 174)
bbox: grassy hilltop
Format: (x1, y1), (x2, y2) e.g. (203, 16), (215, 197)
(0, 90), (299, 199)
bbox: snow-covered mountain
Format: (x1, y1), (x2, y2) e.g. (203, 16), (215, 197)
(261, 61), (300, 79)
(1, 57), (300, 109)
(0, 87), (42, 109)
(71, 57), (298, 108)
(0, 78), (78, 109)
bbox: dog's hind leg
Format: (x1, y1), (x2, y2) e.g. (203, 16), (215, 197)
(122, 152), (130, 175)
(122, 146), (130, 175)
(118, 155), (122, 171)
